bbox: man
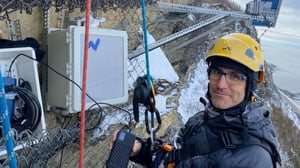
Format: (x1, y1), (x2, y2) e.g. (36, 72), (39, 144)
(109, 33), (281, 168)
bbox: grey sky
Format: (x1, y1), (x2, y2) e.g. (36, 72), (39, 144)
(231, 0), (300, 104)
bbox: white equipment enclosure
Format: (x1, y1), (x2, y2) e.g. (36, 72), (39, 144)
(47, 26), (128, 114)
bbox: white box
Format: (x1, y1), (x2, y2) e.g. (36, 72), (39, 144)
(0, 47), (46, 157)
(47, 26), (128, 114)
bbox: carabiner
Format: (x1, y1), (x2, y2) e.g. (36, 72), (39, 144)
(145, 107), (162, 135)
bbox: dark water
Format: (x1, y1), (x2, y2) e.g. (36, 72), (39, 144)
(261, 39), (300, 106)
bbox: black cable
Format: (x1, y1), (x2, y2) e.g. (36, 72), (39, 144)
(59, 146), (65, 168)
(9, 85), (42, 133)
(9, 53), (103, 113)
(9, 53), (104, 129)
(18, 78), (41, 130)
(84, 104), (104, 131)
(96, 102), (133, 129)
(18, 78), (32, 91)
(61, 115), (76, 129)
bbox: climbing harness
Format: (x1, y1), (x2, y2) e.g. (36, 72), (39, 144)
(164, 131), (281, 168)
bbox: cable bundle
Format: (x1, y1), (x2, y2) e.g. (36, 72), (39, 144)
(3, 80), (42, 135)
(11, 86), (42, 133)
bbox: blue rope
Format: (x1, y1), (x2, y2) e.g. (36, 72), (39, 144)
(141, 0), (155, 129)
(0, 67), (18, 168)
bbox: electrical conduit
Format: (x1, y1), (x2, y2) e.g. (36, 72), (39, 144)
(0, 66), (18, 168)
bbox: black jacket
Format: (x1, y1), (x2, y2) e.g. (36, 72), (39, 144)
(131, 102), (281, 168)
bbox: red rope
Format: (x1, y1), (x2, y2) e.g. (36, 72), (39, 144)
(79, 0), (91, 167)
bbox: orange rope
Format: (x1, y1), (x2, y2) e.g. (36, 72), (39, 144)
(79, 0), (91, 167)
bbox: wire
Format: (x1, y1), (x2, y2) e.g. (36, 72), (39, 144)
(6, 52), (136, 168)
(95, 102), (133, 129)
(258, 29), (268, 40)
(18, 86), (41, 131)
(8, 53), (133, 130)
(4, 84), (42, 135)
(9, 53), (103, 112)
(270, 30), (300, 38)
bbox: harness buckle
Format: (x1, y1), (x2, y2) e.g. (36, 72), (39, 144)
(221, 131), (242, 149)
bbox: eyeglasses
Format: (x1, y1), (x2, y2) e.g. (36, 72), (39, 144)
(209, 68), (247, 85)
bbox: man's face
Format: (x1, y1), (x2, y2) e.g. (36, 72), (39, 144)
(208, 67), (247, 109)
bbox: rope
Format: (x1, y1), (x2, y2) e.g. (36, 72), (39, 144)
(79, 0), (91, 167)
(141, 0), (157, 146)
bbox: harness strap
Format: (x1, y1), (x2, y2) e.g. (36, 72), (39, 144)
(165, 131), (280, 167)
(165, 136), (223, 164)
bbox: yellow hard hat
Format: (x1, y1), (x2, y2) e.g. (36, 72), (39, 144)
(205, 33), (264, 85)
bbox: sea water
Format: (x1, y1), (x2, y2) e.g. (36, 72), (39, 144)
(261, 38), (300, 107)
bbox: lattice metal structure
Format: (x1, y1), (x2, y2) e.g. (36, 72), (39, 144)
(157, 1), (281, 27)
(0, 0), (157, 19)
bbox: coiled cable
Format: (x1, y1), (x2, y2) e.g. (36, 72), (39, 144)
(5, 80), (42, 134)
